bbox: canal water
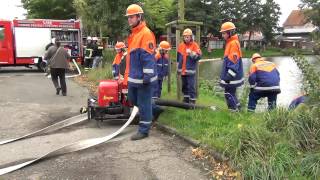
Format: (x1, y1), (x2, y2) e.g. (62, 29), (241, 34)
(199, 56), (319, 107)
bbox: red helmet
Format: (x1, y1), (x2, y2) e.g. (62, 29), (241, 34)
(159, 41), (171, 50)
(115, 42), (126, 50)
(125, 4), (144, 16)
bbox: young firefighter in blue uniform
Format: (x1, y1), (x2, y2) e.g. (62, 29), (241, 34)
(219, 22), (244, 111)
(152, 41), (171, 121)
(248, 53), (281, 112)
(112, 42), (127, 80)
(126, 4), (157, 140)
(289, 94), (308, 110)
(177, 28), (202, 104)
(153, 41), (171, 99)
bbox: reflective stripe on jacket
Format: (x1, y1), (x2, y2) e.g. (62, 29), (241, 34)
(249, 58), (280, 93)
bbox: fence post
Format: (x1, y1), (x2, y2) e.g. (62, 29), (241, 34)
(196, 61), (200, 98)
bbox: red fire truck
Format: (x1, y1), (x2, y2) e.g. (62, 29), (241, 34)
(0, 19), (82, 70)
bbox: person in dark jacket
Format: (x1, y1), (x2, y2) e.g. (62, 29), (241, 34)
(84, 37), (94, 70)
(92, 37), (104, 69)
(43, 38), (56, 75)
(44, 41), (71, 96)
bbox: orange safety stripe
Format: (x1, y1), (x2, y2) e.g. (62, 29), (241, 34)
(112, 52), (123, 65)
(224, 35), (242, 64)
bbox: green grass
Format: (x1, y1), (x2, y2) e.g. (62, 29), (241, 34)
(157, 78), (320, 179)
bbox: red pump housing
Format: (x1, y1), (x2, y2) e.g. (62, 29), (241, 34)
(98, 80), (119, 107)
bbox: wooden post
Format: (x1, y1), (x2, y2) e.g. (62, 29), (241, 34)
(178, 0), (185, 21)
(195, 25), (201, 97)
(176, 0), (184, 100)
(167, 26), (171, 93)
(176, 25), (181, 100)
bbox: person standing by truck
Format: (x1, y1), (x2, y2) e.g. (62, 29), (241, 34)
(92, 37), (104, 69)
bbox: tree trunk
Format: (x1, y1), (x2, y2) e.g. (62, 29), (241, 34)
(248, 31), (253, 50)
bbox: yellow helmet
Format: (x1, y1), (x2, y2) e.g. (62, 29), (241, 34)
(125, 4), (144, 16)
(251, 53), (262, 61)
(159, 41), (171, 50)
(220, 22), (236, 32)
(183, 28), (193, 36)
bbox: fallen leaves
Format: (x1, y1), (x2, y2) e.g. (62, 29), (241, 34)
(191, 147), (242, 180)
(74, 75), (98, 94)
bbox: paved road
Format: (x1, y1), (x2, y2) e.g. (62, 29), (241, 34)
(0, 67), (209, 180)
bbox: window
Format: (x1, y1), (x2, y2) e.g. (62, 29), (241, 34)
(0, 27), (4, 40)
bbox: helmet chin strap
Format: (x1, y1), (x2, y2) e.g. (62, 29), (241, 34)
(227, 29), (235, 39)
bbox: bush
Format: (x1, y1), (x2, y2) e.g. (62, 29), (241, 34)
(287, 111), (320, 151)
(300, 152), (320, 178)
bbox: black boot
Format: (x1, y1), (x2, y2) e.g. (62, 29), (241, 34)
(131, 132), (148, 141)
(56, 88), (61, 95)
(153, 107), (164, 122)
(183, 97), (190, 104)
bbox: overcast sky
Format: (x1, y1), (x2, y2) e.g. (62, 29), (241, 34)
(0, 0), (301, 26)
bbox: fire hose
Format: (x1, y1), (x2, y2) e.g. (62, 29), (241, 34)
(0, 114), (87, 145)
(0, 106), (138, 175)
(0, 99), (215, 146)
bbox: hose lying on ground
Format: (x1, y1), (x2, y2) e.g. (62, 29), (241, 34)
(154, 99), (216, 111)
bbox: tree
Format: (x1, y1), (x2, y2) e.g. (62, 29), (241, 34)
(299, 0), (320, 27)
(21, 0), (76, 19)
(144, 0), (175, 36)
(74, 0), (133, 40)
(299, 0), (320, 54)
(184, 0), (218, 35)
(74, 0), (174, 40)
(261, 0), (281, 44)
(241, 0), (264, 49)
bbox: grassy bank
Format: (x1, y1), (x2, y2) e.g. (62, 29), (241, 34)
(158, 78), (320, 179)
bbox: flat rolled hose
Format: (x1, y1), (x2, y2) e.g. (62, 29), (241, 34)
(154, 99), (208, 110)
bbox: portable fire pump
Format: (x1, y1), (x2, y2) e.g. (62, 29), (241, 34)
(85, 79), (133, 122)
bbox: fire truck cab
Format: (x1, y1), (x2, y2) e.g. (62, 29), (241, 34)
(0, 19), (82, 70)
